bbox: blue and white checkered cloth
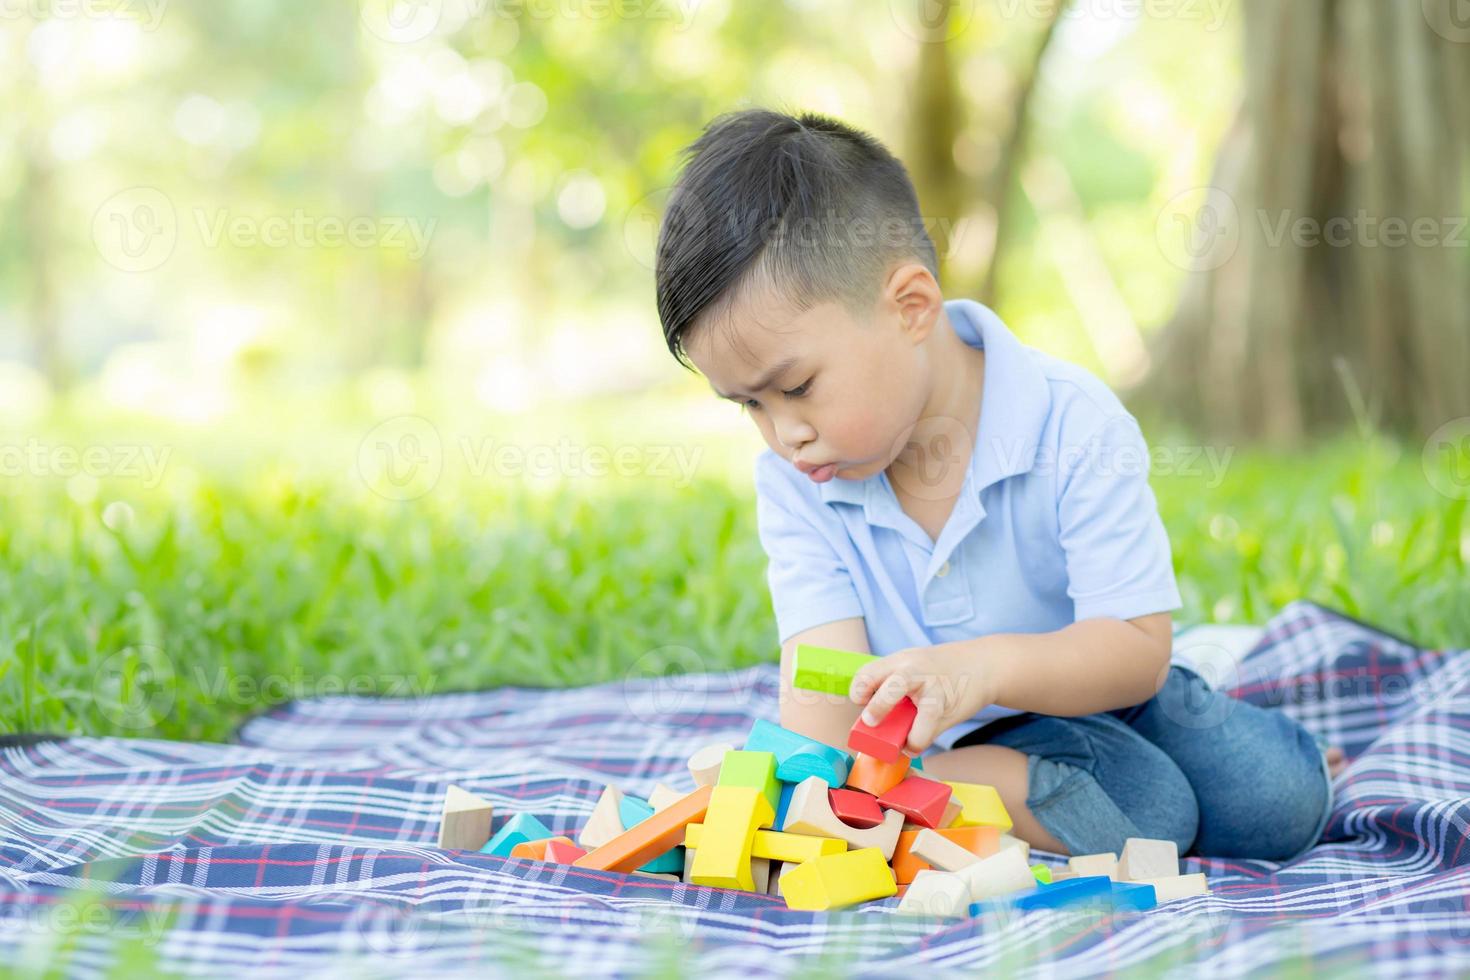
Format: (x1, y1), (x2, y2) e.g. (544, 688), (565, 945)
(3, 601), (1470, 977)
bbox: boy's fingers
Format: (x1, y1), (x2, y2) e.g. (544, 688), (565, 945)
(906, 692), (941, 755)
(860, 673), (911, 727)
(849, 662), (890, 705)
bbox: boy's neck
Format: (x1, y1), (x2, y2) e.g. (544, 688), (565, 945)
(886, 305), (986, 497)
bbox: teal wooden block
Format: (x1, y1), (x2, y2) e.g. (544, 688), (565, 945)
(619, 795), (655, 830)
(639, 845), (685, 874)
(481, 812), (553, 858)
(1013, 875), (1113, 911)
(773, 781), (796, 830)
(1109, 881), (1158, 912)
(745, 719), (852, 788)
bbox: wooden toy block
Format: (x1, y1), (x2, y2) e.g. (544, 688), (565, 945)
(1109, 880), (1158, 911)
(1118, 838), (1179, 882)
(574, 783), (713, 873)
(543, 837), (587, 864)
(848, 696), (917, 763)
(638, 848), (685, 875)
(791, 644), (876, 697)
(955, 846), (1038, 901)
(437, 785), (495, 851)
(633, 871), (680, 881)
(647, 783), (683, 812)
(878, 774), (953, 829)
(941, 781), (1013, 831)
(938, 798), (963, 828)
(1051, 869), (1076, 882)
(774, 781), (796, 829)
(846, 752), (911, 796)
(781, 776), (905, 859)
(578, 786), (625, 850)
(1068, 852), (1118, 880)
(717, 750), (781, 815)
(997, 834), (1030, 861)
(619, 794), (656, 830)
(689, 786), (774, 890)
(1013, 874), (1112, 911)
(896, 869), (971, 917)
(766, 861), (786, 896)
(1129, 873), (1209, 902)
(751, 856), (772, 894)
(828, 788), (885, 829)
(681, 846), (696, 883)
(480, 811), (553, 858)
(509, 836), (568, 860)
(910, 827), (986, 872)
(891, 825), (1000, 884)
(746, 720), (856, 788)
(684, 824), (846, 863)
(688, 743), (734, 787)
(781, 847), (897, 911)
(1030, 864), (1052, 884)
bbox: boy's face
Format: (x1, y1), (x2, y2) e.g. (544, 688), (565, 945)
(684, 265), (939, 485)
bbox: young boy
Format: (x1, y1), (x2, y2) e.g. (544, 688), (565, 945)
(654, 108), (1334, 861)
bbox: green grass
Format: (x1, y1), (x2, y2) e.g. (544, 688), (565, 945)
(1, 428), (1465, 743)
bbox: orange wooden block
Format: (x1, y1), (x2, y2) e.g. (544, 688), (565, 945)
(846, 753), (911, 797)
(573, 784), (714, 873)
(509, 835), (573, 861)
(891, 825), (1002, 884)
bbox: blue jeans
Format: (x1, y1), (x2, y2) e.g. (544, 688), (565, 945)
(951, 665), (1333, 861)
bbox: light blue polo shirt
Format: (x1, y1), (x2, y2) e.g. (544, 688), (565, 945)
(754, 297), (1182, 750)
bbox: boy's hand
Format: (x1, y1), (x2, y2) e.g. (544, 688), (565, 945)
(848, 644), (1000, 756)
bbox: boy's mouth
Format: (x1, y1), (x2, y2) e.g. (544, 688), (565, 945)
(796, 460), (839, 483)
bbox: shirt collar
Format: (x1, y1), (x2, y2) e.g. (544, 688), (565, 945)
(819, 297), (1051, 509)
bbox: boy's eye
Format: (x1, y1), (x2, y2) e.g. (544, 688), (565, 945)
(742, 399), (761, 412)
(783, 380), (812, 398)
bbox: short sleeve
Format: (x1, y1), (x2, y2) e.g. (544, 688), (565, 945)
(754, 457), (866, 644)
(1056, 412), (1182, 622)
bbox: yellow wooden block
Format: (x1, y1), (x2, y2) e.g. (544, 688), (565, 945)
(688, 786), (774, 890)
(941, 781), (1012, 831)
(781, 847), (897, 911)
(684, 824), (846, 863)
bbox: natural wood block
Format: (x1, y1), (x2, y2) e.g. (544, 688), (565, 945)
(846, 753), (910, 796)
(646, 783), (683, 813)
(688, 786), (773, 890)
(1130, 873), (1209, 902)
(1068, 852), (1119, 880)
(781, 776), (905, 859)
(574, 784), (713, 873)
(955, 847), (1038, 901)
(578, 786), (625, 850)
(688, 743), (734, 787)
(938, 798), (964, 829)
(891, 825), (1000, 884)
(766, 861), (785, 897)
(941, 781), (1013, 831)
(910, 828), (983, 872)
(828, 787), (885, 828)
(997, 834), (1030, 862)
(1118, 838), (1179, 882)
(848, 696), (917, 763)
(877, 774), (953, 829)
(896, 869), (971, 917)
(437, 785), (495, 851)
(633, 871), (680, 881)
(751, 856), (771, 894)
(781, 847), (897, 911)
(684, 824), (845, 863)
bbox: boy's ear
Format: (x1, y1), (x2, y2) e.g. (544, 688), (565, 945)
(883, 262), (942, 345)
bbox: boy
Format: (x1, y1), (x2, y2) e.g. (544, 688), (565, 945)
(654, 108), (1334, 860)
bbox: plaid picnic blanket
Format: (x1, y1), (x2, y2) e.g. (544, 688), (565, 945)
(2, 600), (1469, 977)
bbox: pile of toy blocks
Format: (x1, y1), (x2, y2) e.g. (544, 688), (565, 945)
(435, 643), (1211, 915)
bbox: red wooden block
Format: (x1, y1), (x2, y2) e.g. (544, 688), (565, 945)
(827, 787), (884, 829)
(848, 696), (918, 763)
(877, 774), (953, 829)
(543, 837), (588, 864)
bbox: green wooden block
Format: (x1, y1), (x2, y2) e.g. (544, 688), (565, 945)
(1031, 863), (1052, 884)
(792, 644), (877, 697)
(716, 750), (780, 815)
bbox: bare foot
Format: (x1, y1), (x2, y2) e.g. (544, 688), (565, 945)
(1326, 746), (1347, 779)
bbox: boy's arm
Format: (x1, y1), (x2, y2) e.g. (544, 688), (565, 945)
(778, 617), (870, 750)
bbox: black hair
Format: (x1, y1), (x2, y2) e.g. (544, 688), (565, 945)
(654, 106), (940, 370)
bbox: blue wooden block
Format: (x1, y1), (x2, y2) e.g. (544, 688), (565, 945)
(480, 812), (553, 858)
(910, 754), (925, 771)
(746, 719), (853, 787)
(773, 781), (796, 831)
(640, 845), (685, 874)
(1013, 875), (1113, 911)
(619, 795), (655, 830)
(1109, 881), (1157, 912)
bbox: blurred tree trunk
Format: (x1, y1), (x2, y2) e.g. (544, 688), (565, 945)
(1145, 0), (1470, 443)
(908, 0), (963, 285)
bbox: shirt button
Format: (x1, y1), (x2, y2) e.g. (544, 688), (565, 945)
(936, 561), (951, 578)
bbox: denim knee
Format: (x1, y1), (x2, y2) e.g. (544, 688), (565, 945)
(1026, 754), (1199, 856)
